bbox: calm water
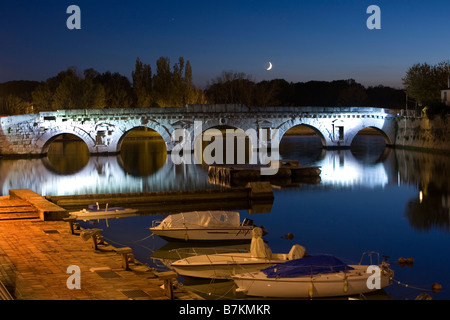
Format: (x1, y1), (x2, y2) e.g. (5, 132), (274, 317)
(1, 134), (449, 300)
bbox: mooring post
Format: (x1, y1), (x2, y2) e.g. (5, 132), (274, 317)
(155, 271), (178, 299)
(63, 217), (77, 234)
(116, 247), (133, 270)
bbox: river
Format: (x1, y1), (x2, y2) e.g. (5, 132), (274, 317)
(1, 133), (449, 300)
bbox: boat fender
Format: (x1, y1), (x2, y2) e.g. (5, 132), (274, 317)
(308, 283), (314, 298)
(343, 279), (348, 293)
(184, 233), (189, 241)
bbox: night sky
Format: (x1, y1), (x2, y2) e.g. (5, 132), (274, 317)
(1, 0), (449, 88)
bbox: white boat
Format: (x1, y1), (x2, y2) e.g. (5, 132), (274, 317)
(170, 227), (307, 279)
(69, 203), (138, 219)
(149, 210), (260, 242)
(232, 253), (394, 299)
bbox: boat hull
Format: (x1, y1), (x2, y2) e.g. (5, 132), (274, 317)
(232, 265), (393, 298)
(171, 253), (287, 279)
(149, 227), (254, 242)
(70, 208), (138, 219)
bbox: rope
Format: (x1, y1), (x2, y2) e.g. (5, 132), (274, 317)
(392, 278), (441, 293)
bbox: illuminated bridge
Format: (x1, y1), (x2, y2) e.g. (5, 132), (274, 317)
(0, 104), (398, 156)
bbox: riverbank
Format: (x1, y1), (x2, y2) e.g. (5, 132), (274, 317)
(394, 116), (450, 154)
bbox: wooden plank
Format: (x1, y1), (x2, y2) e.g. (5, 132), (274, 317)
(0, 200), (33, 207)
(0, 207), (36, 213)
(0, 212), (39, 220)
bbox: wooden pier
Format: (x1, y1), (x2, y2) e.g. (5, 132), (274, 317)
(45, 181), (274, 215)
(208, 160), (321, 187)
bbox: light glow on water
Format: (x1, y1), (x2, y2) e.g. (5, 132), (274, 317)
(1, 135), (449, 300)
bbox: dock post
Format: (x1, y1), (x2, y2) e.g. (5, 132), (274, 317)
(80, 228), (103, 251)
(155, 271), (178, 299)
(63, 217), (77, 234)
(116, 247), (133, 270)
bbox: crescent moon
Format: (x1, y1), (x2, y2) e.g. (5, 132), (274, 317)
(266, 62), (272, 71)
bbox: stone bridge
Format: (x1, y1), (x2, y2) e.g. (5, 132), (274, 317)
(0, 104), (398, 156)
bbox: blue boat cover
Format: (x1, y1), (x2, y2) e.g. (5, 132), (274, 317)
(262, 255), (354, 278)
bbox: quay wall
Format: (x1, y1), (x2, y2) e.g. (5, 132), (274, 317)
(395, 116), (450, 153)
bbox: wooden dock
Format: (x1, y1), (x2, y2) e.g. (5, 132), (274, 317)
(208, 160), (321, 187)
(0, 189), (68, 221)
(45, 181), (274, 214)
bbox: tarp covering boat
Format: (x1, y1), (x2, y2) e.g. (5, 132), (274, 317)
(159, 211), (241, 229)
(261, 255), (354, 278)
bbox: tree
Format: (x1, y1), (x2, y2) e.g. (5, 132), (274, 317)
(32, 67), (106, 111)
(132, 58), (153, 108)
(403, 61), (450, 106)
(206, 71), (255, 105)
(153, 57), (173, 107)
(95, 72), (133, 108)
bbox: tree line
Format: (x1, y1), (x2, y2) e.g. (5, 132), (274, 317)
(0, 57), (409, 115)
(205, 71), (406, 109)
(0, 56), (206, 115)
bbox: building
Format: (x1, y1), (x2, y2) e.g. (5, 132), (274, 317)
(442, 75), (450, 106)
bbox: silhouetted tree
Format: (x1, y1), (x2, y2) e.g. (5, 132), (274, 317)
(132, 58), (153, 108)
(403, 61), (450, 105)
(0, 80), (39, 114)
(94, 72), (133, 108)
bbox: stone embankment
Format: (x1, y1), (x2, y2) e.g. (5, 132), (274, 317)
(395, 116), (450, 153)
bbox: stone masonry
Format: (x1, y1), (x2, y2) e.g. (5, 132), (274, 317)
(0, 104), (397, 156)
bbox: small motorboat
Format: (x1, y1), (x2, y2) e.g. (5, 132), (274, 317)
(69, 203), (138, 219)
(149, 210), (261, 242)
(232, 253), (394, 299)
(170, 227), (306, 279)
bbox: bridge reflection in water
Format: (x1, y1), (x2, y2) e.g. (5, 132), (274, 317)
(0, 136), (449, 232)
(0, 138), (394, 196)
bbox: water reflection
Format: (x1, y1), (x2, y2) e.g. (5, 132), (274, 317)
(1, 136), (450, 233)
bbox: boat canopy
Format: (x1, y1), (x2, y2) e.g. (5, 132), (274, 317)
(262, 255), (354, 278)
(160, 211), (241, 228)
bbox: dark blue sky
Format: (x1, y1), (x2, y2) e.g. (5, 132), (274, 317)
(1, 0), (449, 88)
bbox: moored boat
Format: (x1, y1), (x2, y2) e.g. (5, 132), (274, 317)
(170, 227), (306, 279)
(69, 203), (138, 219)
(232, 253), (394, 298)
(149, 210), (260, 242)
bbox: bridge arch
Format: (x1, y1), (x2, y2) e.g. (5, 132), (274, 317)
(116, 123), (171, 153)
(116, 126), (167, 177)
(192, 124), (256, 164)
(278, 122), (327, 147)
(349, 126), (393, 147)
(38, 128), (95, 155)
